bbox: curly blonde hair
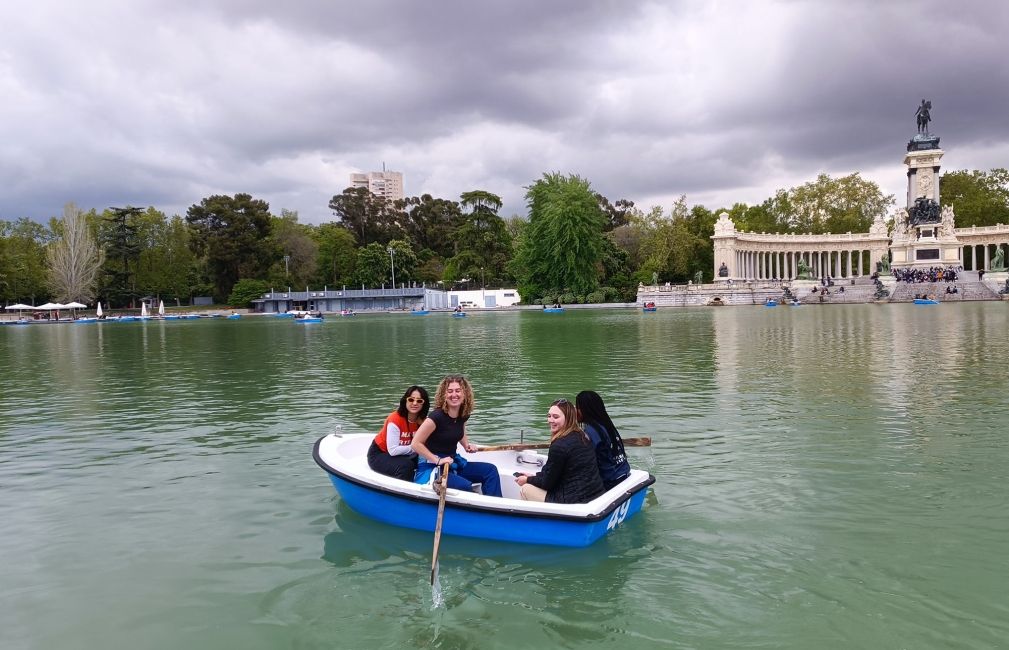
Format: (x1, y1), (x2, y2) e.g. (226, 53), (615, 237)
(433, 374), (474, 418)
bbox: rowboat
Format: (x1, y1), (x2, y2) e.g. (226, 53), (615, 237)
(543, 307), (565, 313)
(642, 303), (657, 312)
(913, 298), (939, 305)
(295, 315), (323, 323)
(452, 311), (467, 318)
(410, 309), (430, 316)
(226, 313), (241, 320)
(313, 433), (655, 547)
(765, 299), (778, 307)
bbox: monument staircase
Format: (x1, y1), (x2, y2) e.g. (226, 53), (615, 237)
(794, 276), (879, 304)
(888, 279), (1000, 302)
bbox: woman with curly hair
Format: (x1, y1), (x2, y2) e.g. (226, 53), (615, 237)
(411, 374), (502, 497)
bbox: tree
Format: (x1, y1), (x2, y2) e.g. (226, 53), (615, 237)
(398, 194), (463, 258)
(512, 173), (606, 300)
(386, 239), (419, 287)
(313, 222), (358, 286)
(186, 193), (274, 301)
(0, 218), (52, 304)
(940, 168), (1009, 227)
(447, 191), (513, 287)
(596, 194), (636, 231)
(228, 278), (270, 307)
(46, 203), (104, 303)
(636, 197), (712, 284)
(352, 242), (391, 287)
(329, 187), (402, 246)
(763, 173), (894, 234)
(98, 206), (144, 306)
(267, 210), (318, 287)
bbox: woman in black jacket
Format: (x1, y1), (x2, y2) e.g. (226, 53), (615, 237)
(515, 399), (604, 504)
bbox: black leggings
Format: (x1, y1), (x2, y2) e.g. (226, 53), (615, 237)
(367, 441), (418, 481)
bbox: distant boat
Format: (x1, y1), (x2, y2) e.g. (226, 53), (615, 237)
(642, 302), (657, 312)
(765, 299), (778, 307)
(789, 300), (801, 307)
(340, 310), (355, 317)
(226, 313), (240, 320)
(163, 314), (181, 320)
(410, 309), (430, 316)
(275, 312), (295, 318)
(74, 317), (98, 323)
(913, 298), (939, 305)
(452, 311), (467, 318)
(543, 307), (565, 313)
(295, 315), (323, 323)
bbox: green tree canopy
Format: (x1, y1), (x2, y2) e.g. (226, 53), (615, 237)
(940, 168), (1009, 227)
(512, 173), (605, 300)
(313, 222), (357, 286)
(186, 193), (274, 301)
(329, 187), (402, 246)
(447, 191), (512, 287)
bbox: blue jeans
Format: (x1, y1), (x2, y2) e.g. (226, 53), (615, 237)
(416, 457), (503, 497)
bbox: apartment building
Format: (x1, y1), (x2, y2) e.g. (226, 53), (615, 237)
(349, 170), (404, 202)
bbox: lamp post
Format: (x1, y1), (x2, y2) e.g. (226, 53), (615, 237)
(283, 255), (290, 277)
(387, 247), (396, 290)
(480, 266), (485, 307)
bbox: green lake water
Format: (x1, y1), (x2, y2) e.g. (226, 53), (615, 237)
(1, 306), (1007, 649)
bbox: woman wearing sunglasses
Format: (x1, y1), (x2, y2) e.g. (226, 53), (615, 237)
(411, 375), (503, 497)
(515, 399), (604, 503)
(367, 385), (430, 481)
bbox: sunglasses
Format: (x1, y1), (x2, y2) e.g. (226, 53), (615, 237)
(551, 398), (571, 406)
(406, 397), (426, 404)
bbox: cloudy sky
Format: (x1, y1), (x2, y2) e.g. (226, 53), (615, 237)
(2, 0), (1008, 224)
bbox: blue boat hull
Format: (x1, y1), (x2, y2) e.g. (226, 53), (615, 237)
(913, 299), (939, 305)
(327, 474), (648, 547)
(296, 317), (323, 323)
(411, 310), (430, 316)
(543, 308), (565, 313)
(452, 312), (467, 318)
(642, 307), (657, 312)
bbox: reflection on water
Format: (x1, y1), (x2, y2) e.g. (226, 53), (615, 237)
(1, 307), (1009, 649)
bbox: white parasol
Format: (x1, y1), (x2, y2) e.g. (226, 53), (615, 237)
(64, 301), (87, 308)
(158, 300), (165, 317)
(5, 303), (35, 320)
(96, 302), (104, 318)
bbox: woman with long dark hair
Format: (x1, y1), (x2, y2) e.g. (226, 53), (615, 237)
(367, 385), (430, 481)
(576, 390), (631, 490)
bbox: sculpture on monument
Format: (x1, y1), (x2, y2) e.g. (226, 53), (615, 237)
(796, 258), (812, 280)
(908, 196), (941, 225)
(651, 271), (658, 286)
(915, 99), (932, 134)
(991, 247), (1006, 272)
(693, 270), (704, 284)
(718, 262), (729, 277)
(877, 255), (891, 275)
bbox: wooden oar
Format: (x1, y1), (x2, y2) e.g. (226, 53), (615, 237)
(477, 436), (652, 452)
(430, 466), (450, 585)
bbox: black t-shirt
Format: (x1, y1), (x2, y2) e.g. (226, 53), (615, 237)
(425, 408), (468, 457)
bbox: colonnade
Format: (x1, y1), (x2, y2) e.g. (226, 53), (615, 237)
(734, 249), (875, 281)
(961, 242), (1009, 271)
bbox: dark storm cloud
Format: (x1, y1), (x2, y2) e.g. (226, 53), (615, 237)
(2, 1), (1008, 223)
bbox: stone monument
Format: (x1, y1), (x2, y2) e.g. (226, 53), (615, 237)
(889, 99), (961, 269)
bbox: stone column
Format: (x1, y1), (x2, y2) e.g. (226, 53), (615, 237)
(985, 244), (991, 270)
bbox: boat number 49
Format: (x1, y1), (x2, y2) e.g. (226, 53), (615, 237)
(606, 501), (631, 530)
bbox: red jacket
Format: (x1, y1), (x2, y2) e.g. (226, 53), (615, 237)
(373, 411), (419, 453)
